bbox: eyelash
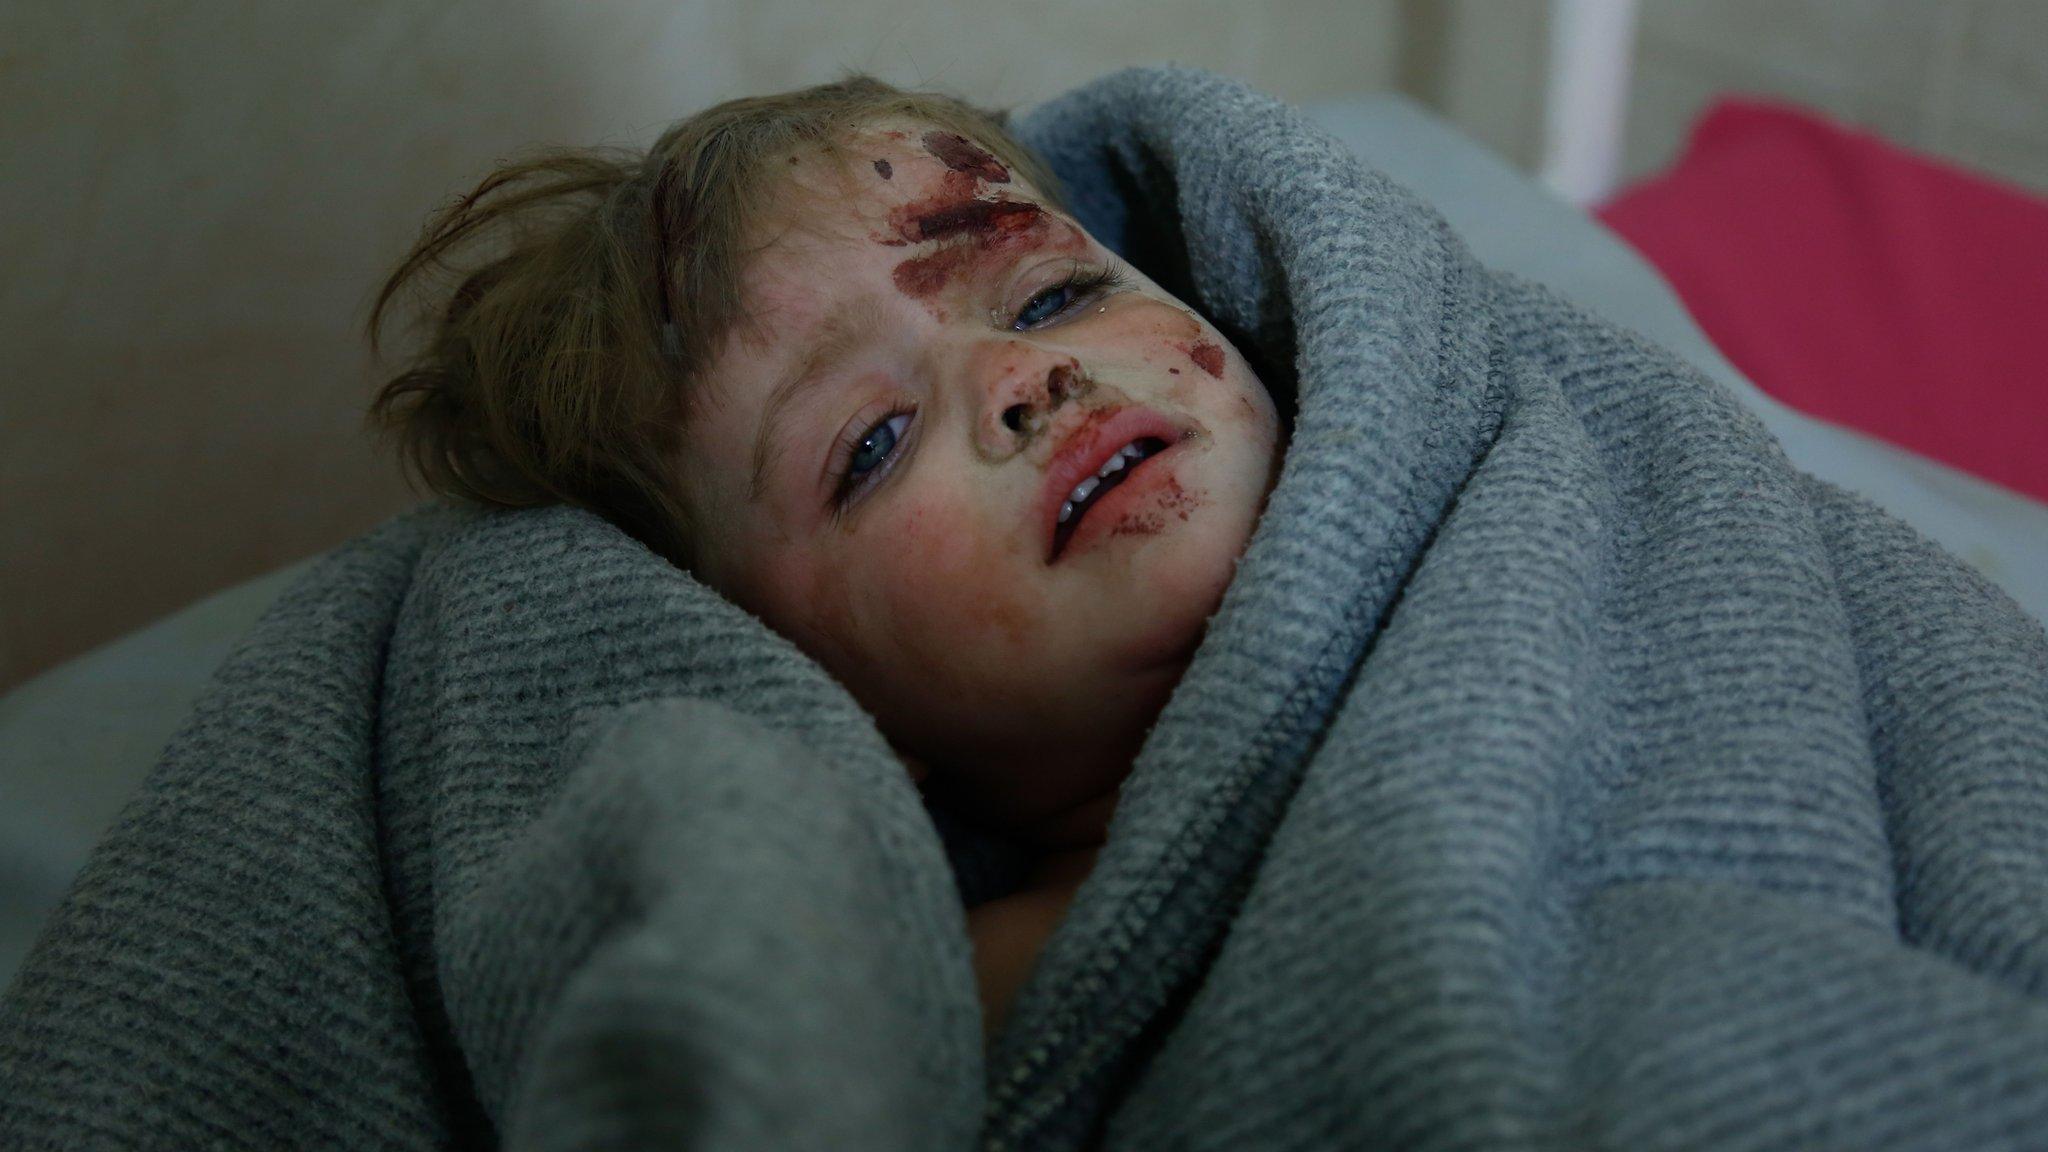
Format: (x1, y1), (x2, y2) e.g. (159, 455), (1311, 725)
(826, 261), (1130, 516)
(1010, 263), (1128, 331)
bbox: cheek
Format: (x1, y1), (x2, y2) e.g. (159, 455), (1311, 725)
(871, 497), (1044, 655)
(1090, 299), (1214, 402)
(1121, 302), (1279, 444)
(750, 546), (855, 670)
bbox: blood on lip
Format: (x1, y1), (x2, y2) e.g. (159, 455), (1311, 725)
(1110, 512), (1166, 538)
(1043, 400), (1196, 562)
(1056, 407), (1124, 467)
(1055, 440), (1197, 560)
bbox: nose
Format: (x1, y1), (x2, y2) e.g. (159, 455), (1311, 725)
(973, 341), (1087, 461)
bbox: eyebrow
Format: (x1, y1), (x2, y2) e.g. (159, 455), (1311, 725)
(748, 295), (896, 503)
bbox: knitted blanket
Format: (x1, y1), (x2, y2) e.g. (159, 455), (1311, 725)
(8, 66), (2048, 1151)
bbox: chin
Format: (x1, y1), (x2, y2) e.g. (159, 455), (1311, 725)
(1114, 518), (1247, 670)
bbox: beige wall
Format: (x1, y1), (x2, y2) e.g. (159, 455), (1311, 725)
(12, 0), (2045, 696)
(1623, 0), (2048, 192)
(1400, 0), (1553, 170)
(3, 0), (1444, 695)
(20, 0), (2047, 697)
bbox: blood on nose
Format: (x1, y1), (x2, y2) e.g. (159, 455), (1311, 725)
(1047, 364), (1077, 405)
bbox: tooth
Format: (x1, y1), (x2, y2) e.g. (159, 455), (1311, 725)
(1059, 500), (1074, 523)
(1070, 476), (1100, 504)
(1121, 442), (1146, 458)
(1098, 454), (1126, 478)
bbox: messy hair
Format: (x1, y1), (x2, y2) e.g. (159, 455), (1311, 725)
(363, 74), (1065, 571)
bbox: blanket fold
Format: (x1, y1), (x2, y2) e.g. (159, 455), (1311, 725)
(7, 65), (2048, 1151)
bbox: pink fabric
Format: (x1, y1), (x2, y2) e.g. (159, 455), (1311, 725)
(1597, 98), (2048, 504)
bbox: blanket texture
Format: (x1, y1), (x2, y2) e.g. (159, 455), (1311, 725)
(8, 66), (2048, 1151)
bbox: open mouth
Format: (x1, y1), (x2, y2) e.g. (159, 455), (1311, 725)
(1050, 436), (1170, 561)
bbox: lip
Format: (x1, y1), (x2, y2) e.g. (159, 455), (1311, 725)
(1038, 404), (1189, 564)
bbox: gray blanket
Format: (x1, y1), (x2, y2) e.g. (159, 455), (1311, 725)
(7, 66), (2048, 1151)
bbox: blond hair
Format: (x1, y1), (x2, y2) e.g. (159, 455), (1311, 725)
(363, 75), (1064, 570)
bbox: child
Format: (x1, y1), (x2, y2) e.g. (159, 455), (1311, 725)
(14, 67), (2045, 1146)
(365, 76), (1287, 1037)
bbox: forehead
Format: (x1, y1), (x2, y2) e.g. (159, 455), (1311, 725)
(733, 121), (1068, 332)
(753, 122), (1048, 256)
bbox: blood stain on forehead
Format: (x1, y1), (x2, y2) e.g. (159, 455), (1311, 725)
(897, 197), (1044, 245)
(888, 198), (1067, 298)
(872, 158), (893, 179)
(892, 245), (971, 297)
(921, 131), (1010, 184)
(865, 126), (1076, 300)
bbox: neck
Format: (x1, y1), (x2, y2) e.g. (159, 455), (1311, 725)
(1017, 786), (1119, 853)
(1025, 840), (1104, 890)
(912, 728), (1133, 843)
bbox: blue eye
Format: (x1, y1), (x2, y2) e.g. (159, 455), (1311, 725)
(848, 411), (911, 478)
(1015, 284), (1073, 327)
(830, 409), (915, 515)
(1010, 264), (1127, 331)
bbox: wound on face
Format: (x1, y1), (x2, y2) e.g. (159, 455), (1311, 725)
(921, 130), (1011, 183)
(890, 200), (1061, 298)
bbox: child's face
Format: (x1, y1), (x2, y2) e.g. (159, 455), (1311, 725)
(677, 120), (1283, 843)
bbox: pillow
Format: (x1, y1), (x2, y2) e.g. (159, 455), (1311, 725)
(1599, 97), (2048, 506)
